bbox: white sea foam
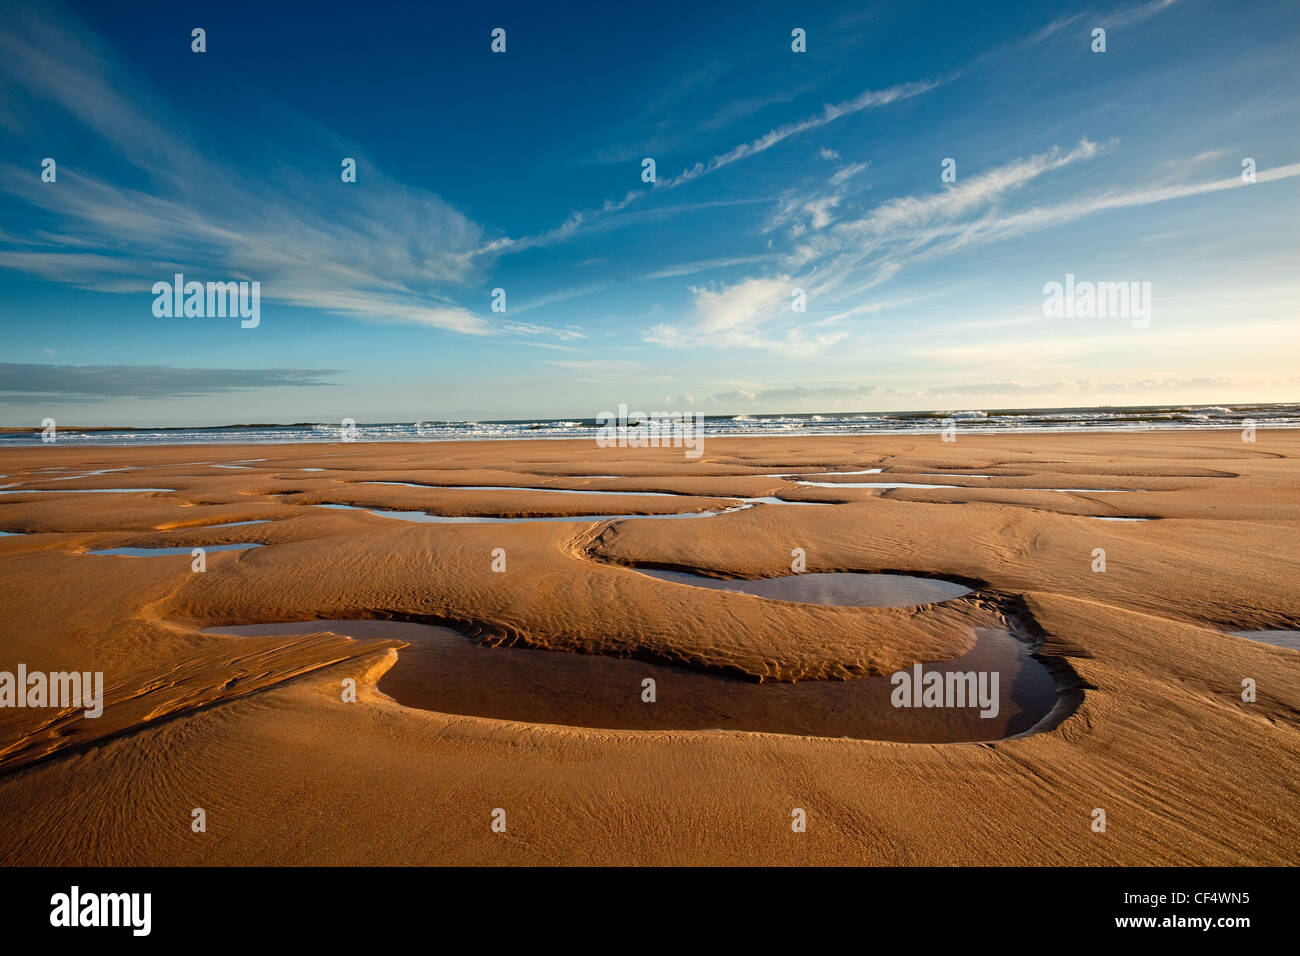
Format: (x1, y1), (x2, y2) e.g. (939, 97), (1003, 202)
(2, 404), (1295, 446)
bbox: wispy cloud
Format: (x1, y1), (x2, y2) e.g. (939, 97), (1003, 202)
(0, 5), (568, 339)
(655, 79), (943, 190)
(816, 139), (1104, 254)
(645, 275), (849, 355)
(641, 255), (776, 280)
(490, 77), (944, 255)
(882, 160), (1300, 278)
(996, 0), (1181, 55)
(501, 322), (586, 341)
(791, 146), (1297, 319)
(658, 132), (1299, 361)
(1102, 0), (1181, 29)
(0, 363), (340, 402)
(639, 143), (1114, 356)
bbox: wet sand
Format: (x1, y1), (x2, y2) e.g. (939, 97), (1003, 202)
(201, 619), (1055, 743)
(0, 429), (1297, 864)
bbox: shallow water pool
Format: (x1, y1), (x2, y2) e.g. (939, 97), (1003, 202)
(631, 568), (972, 607)
(205, 619), (1058, 742)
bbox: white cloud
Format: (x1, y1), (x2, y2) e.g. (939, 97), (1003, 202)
(656, 79), (942, 191)
(502, 323), (587, 341)
(0, 7), (501, 336)
(832, 139), (1103, 245)
(645, 276), (850, 355)
(641, 255), (776, 280)
(777, 144), (1300, 316)
(829, 161), (870, 186)
(1103, 0), (1181, 29)
(490, 78), (943, 255)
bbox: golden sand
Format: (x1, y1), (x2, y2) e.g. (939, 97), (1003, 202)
(0, 430), (1296, 864)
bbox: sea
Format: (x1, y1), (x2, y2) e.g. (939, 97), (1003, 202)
(1, 403), (1296, 446)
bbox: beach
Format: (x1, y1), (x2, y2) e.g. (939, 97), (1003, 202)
(0, 429), (1296, 865)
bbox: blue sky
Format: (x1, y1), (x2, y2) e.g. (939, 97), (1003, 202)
(0, 0), (1297, 425)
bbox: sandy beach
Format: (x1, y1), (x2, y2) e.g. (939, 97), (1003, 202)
(0, 429), (1296, 865)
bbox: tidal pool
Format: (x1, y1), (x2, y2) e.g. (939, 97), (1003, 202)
(315, 502), (755, 523)
(735, 496), (831, 506)
(1027, 488), (1140, 493)
(1229, 630), (1300, 651)
(184, 520), (270, 529)
(631, 569), (972, 607)
(88, 543), (263, 556)
(361, 482), (687, 497)
(795, 480), (961, 490)
(46, 467), (134, 481)
(356, 483), (823, 508)
(769, 467), (884, 477)
(0, 487), (175, 494)
(205, 619), (1058, 742)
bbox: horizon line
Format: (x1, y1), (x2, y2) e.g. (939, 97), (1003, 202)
(2, 398), (1297, 432)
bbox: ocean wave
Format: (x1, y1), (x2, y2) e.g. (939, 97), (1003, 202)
(4, 404), (1298, 445)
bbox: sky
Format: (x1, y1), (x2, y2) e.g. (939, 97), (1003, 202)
(0, 0), (1297, 426)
